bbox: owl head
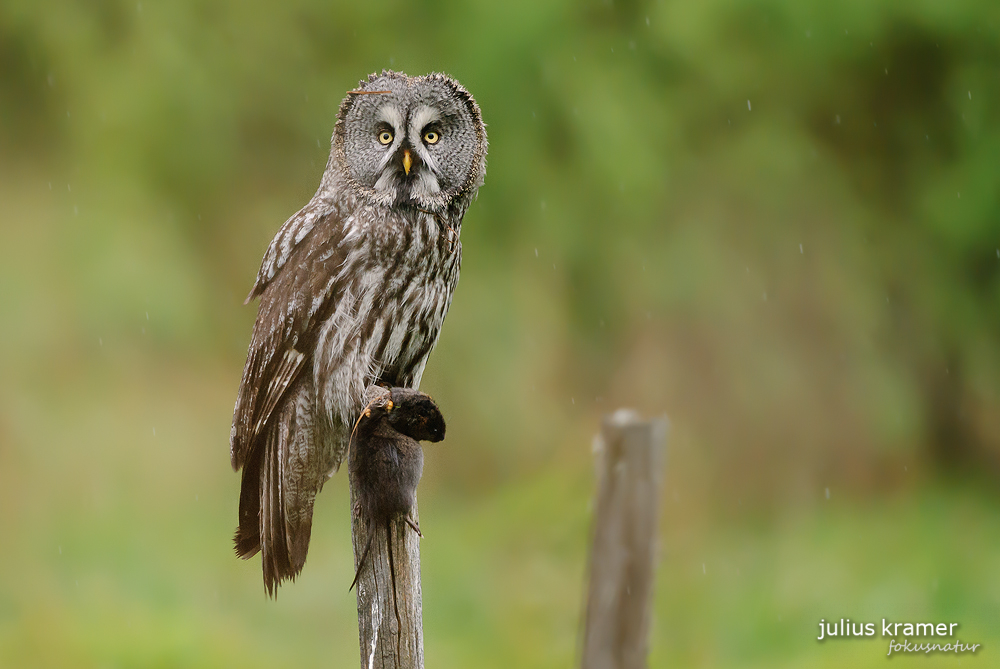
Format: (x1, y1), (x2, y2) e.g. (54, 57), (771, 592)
(329, 70), (487, 212)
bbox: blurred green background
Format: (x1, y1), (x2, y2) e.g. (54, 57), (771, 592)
(2, 0), (999, 667)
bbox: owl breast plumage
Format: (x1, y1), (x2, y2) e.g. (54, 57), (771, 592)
(230, 71), (486, 594)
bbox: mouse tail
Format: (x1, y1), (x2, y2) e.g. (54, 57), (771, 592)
(349, 523), (376, 592)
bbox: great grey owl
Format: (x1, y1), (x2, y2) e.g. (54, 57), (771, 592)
(230, 71), (487, 594)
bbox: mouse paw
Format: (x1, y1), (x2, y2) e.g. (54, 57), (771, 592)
(404, 515), (423, 537)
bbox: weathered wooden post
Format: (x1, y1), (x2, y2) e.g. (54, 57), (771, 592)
(349, 484), (423, 669)
(581, 410), (668, 669)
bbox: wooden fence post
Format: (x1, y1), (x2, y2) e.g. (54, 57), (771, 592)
(581, 410), (668, 669)
(350, 478), (424, 669)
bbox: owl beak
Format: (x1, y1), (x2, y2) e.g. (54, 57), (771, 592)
(402, 149), (413, 176)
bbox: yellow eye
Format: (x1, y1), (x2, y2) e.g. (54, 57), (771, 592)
(423, 130), (439, 144)
(378, 131), (393, 145)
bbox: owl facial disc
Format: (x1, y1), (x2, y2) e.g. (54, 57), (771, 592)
(335, 71), (487, 212)
(366, 101), (445, 205)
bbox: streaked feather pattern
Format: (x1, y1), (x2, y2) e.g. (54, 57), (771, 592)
(231, 70), (485, 594)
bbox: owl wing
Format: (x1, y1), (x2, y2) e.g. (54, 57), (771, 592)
(231, 202), (351, 592)
(230, 200), (345, 471)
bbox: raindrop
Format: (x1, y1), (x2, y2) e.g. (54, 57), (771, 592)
(571, 397), (575, 405)
(747, 100), (751, 111)
(969, 91), (972, 100)
(99, 337), (103, 346)
(58, 546), (62, 555)
(762, 291), (768, 302)
(67, 183), (71, 192)
(534, 248), (538, 257)
(146, 312), (149, 320)
(702, 563), (706, 574)
(825, 487), (830, 500)
(74, 206), (78, 216)
(48, 182), (52, 189)
(646, 17), (650, 26)
(195, 494), (199, 502)
(799, 243), (803, 254)
(153, 427), (156, 436)
(834, 114), (841, 124)
(958, 192), (961, 198)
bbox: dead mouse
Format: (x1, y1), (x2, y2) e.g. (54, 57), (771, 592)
(348, 386), (445, 636)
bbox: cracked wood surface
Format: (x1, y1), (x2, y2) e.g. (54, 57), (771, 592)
(350, 473), (424, 669)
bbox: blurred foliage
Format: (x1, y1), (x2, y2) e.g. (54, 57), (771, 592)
(1, 0), (999, 666)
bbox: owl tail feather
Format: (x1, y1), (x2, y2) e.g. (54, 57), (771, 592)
(234, 378), (318, 597)
(234, 442), (263, 559)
